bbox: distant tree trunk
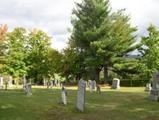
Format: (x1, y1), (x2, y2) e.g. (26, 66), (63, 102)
(90, 68), (100, 83)
(43, 78), (46, 86)
(104, 65), (109, 83)
(94, 68), (100, 83)
(4, 81), (8, 90)
(76, 74), (81, 81)
(34, 72), (38, 84)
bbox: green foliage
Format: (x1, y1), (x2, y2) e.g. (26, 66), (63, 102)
(4, 28), (28, 78)
(3, 28), (55, 84)
(69, 0), (138, 82)
(0, 24), (8, 72)
(138, 25), (159, 80)
(26, 29), (51, 83)
(92, 10), (137, 80)
(113, 58), (140, 79)
(61, 39), (85, 80)
(107, 79), (149, 87)
(70, 0), (111, 81)
(47, 48), (62, 78)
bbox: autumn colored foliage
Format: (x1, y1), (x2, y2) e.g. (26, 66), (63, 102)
(0, 24), (8, 42)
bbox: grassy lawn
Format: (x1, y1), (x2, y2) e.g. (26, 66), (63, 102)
(0, 86), (159, 120)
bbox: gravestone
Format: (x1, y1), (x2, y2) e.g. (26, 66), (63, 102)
(25, 83), (32, 96)
(8, 76), (13, 88)
(0, 76), (3, 89)
(150, 72), (159, 101)
(89, 80), (96, 93)
(89, 80), (93, 93)
(50, 80), (53, 89)
(23, 75), (27, 89)
(88, 80), (91, 88)
(85, 81), (88, 88)
(112, 78), (120, 89)
(93, 80), (96, 89)
(76, 79), (86, 112)
(145, 83), (152, 92)
(96, 84), (101, 94)
(43, 78), (47, 86)
(61, 87), (67, 105)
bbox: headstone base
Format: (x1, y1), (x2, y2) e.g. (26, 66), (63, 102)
(145, 83), (152, 92)
(150, 90), (159, 101)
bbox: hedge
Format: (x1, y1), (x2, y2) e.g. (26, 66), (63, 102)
(107, 79), (150, 87)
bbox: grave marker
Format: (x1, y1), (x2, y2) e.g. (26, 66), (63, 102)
(112, 78), (120, 89)
(61, 87), (67, 105)
(150, 72), (159, 101)
(76, 79), (86, 112)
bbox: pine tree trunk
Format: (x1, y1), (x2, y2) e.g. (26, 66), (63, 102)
(104, 65), (109, 83)
(5, 82), (8, 90)
(94, 69), (100, 83)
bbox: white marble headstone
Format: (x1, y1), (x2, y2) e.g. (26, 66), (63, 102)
(145, 83), (152, 92)
(8, 76), (13, 87)
(61, 87), (67, 105)
(0, 76), (3, 88)
(112, 78), (120, 89)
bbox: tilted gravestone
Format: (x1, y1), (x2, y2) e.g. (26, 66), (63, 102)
(61, 86), (67, 105)
(76, 79), (86, 112)
(145, 83), (152, 92)
(112, 78), (120, 89)
(150, 72), (159, 101)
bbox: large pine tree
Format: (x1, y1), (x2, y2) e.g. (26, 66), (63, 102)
(71, 0), (138, 82)
(92, 10), (137, 82)
(71, 0), (111, 82)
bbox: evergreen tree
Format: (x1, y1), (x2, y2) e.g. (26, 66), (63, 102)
(71, 0), (111, 82)
(92, 10), (137, 82)
(71, 0), (138, 82)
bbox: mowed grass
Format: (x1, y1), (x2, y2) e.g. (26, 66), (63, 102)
(0, 86), (159, 120)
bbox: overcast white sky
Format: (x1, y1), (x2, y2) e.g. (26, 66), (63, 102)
(0, 0), (159, 51)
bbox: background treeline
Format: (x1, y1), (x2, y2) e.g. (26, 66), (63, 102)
(0, 0), (159, 86)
